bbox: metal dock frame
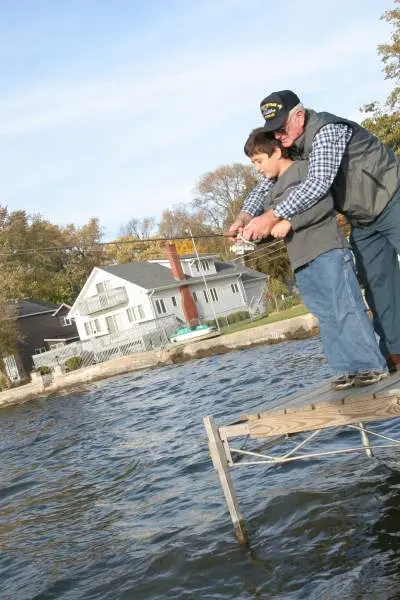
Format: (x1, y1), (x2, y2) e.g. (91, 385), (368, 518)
(204, 372), (400, 544)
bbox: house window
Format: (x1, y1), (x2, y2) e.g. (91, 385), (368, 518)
(34, 347), (47, 354)
(96, 280), (111, 294)
(203, 290), (209, 303)
(127, 307), (136, 323)
(127, 305), (145, 322)
(171, 296), (177, 307)
(192, 291), (197, 302)
(231, 283), (239, 294)
(194, 259), (210, 272)
(105, 315), (119, 334)
(210, 287), (218, 301)
(61, 316), (72, 326)
(155, 299), (167, 314)
(84, 319), (101, 336)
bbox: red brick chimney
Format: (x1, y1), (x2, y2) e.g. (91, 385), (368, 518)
(165, 243), (199, 327)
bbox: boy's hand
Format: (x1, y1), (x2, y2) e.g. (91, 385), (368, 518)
(228, 212), (252, 241)
(270, 219), (292, 239)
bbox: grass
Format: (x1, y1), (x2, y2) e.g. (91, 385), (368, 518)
(219, 304), (309, 335)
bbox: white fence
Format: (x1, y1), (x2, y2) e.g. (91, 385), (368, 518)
(32, 315), (179, 372)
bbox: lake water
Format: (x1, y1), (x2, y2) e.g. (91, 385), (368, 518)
(1, 337), (400, 599)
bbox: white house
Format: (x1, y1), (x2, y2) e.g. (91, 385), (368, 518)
(68, 246), (267, 342)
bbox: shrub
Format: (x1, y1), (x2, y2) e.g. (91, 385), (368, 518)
(278, 295), (301, 311)
(227, 310), (250, 324)
(36, 365), (51, 375)
(205, 311), (250, 329)
(0, 372), (9, 390)
(64, 356), (83, 371)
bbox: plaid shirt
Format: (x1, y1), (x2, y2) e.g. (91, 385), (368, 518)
(242, 123), (352, 219)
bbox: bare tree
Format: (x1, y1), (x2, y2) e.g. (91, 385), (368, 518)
(192, 163), (259, 231)
(120, 217), (157, 239)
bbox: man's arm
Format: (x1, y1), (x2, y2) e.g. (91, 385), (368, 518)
(290, 196), (335, 232)
(275, 123), (352, 220)
(242, 123), (351, 240)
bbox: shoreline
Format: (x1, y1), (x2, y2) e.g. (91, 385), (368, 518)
(0, 313), (319, 409)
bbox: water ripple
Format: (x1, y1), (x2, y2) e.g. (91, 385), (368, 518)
(1, 337), (400, 599)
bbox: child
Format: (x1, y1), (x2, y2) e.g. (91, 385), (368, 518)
(243, 128), (388, 389)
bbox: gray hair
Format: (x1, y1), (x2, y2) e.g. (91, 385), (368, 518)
(288, 103), (305, 118)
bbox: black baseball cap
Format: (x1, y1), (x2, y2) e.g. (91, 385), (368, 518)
(260, 90), (301, 132)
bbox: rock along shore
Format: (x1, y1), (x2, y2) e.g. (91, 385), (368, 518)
(0, 313), (319, 409)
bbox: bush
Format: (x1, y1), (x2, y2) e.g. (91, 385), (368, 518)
(278, 295), (301, 311)
(64, 356), (83, 371)
(0, 372), (9, 390)
(36, 365), (51, 375)
(205, 311), (250, 329)
(227, 310), (250, 324)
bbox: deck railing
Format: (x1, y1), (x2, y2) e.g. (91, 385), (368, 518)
(76, 287), (129, 315)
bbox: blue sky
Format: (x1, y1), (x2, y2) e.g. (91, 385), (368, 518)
(0, 0), (394, 239)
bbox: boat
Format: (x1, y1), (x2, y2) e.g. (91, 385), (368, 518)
(169, 324), (220, 345)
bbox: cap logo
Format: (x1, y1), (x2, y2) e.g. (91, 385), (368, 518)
(261, 102), (282, 120)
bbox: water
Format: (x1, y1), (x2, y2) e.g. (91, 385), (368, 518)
(1, 337), (400, 599)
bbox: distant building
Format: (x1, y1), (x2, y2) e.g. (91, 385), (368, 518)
(68, 245), (267, 341)
(3, 300), (79, 380)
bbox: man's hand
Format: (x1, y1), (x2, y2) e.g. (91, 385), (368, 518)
(242, 210), (280, 242)
(228, 211), (252, 242)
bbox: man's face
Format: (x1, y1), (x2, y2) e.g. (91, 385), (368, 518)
(251, 149), (281, 179)
(274, 109), (305, 147)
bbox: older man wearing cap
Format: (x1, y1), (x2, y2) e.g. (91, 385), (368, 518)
(229, 90), (400, 371)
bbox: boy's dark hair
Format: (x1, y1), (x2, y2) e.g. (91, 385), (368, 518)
(244, 127), (291, 159)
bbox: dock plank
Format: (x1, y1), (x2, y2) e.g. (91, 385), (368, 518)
(247, 390), (400, 438)
(244, 372), (400, 417)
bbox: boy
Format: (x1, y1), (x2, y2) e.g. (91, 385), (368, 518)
(243, 128), (388, 389)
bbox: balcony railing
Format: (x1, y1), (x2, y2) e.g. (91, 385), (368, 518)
(77, 287), (128, 315)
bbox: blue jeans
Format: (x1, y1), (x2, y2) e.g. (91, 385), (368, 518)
(350, 187), (400, 357)
(295, 248), (387, 376)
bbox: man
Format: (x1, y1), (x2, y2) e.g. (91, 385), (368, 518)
(230, 90), (400, 370)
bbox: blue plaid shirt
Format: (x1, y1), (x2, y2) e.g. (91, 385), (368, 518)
(242, 123), (352, 219)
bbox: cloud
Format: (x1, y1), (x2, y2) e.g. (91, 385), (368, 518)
(0, 2), (392, 234)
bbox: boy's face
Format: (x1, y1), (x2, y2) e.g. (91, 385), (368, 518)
(251, 149), (281, 178)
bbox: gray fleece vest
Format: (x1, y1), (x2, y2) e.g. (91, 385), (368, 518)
(265, 161), (348, 270)
(293, 110), (400, 226)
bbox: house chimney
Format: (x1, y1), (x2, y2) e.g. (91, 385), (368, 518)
(165, 243), (199, 328)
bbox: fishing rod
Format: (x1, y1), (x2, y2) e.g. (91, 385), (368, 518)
(0, 231), (273, 257)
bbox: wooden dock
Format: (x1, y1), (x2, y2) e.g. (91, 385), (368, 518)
(204, 371), (400, 545)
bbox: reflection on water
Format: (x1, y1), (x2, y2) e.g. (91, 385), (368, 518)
(1, 337), (400, 599)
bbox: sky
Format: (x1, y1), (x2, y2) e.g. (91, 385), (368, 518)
(0, 0), (394, 239)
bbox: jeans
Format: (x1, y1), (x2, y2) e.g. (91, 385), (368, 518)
(350, 187), (400, 357)
(295, 248), (387, 376)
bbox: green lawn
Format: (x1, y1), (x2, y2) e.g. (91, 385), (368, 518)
(219, 304), (309, 335)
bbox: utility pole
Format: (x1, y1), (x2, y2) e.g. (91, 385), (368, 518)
(187, 228), (220, 331)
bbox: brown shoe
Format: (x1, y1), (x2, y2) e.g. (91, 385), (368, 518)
(387, 354), (400, 372)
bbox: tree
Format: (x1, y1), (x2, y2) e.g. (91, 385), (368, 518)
(0, 208), (107, 306)
(244, 241), (292, 282)
(0, 302), (23, 360)
(361, 1), (400, 152)
(192, 163), (259, 231)
(158, 204), (226, 256)
(267, 277), (289, 312)
(104, 234), (164, 263)
(120, 217), (157, 239)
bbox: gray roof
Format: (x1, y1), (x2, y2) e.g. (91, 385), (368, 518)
(16, 300), (60, 318)
(179, 253), (218, 260)
(101, 262), (182, 289)
(101, 259), (265, 291)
